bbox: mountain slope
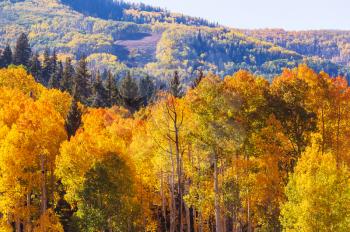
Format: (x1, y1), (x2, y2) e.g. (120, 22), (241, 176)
(0, 0), (349, 81)
(241, 29), (350, 66)
(61, 0), (217, 27)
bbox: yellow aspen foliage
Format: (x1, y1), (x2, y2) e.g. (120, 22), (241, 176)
(281, 144), (350, 232)
(38, 88), (72, 119)
(56, 108), (139, 231)
(56, 108), (130, 202)
(185, 73), (243, 231)
(0, 99), (66, 229)
(0, 67), (44, 98)
(0, 88), (30, 128)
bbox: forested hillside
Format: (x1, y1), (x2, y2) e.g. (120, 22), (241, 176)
(1, 0), (350, 81)
(242, 29), (350, 66)
(61, 0), (217, 27)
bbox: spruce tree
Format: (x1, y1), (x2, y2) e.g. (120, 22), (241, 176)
(91, 71), (107, 107)
(60, 57), (75, 93)
(0, 49), (3, 68)
(2, 44), (13, 67)
(50, 49), (58, 75)
(74, 55), (91, 104)
(119, 71), (141, 112)
(170, 70), (183, 98)
(13, 33), (31, 67)
(55, 180), (75, 232)
(42, 48), (52, 85)
(139, 75), (155, 106)
(49, 61), (63, 89)
(0, 44), (12, 68)
(65, 98), (82, 140)
(28, 53), (42, 83)
(104, 70), (119, 107)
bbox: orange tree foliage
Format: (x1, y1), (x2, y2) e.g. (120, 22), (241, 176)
(0, 67), (70, 231)
(1, 65), (350, 232)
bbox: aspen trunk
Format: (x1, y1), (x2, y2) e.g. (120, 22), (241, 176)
(169, 177), (176, 232)
(15, 218), (20, 232)
(169, 144), (176, 232)
(198, 212), (203, 232)
(40, 155), (47, 213)
(336, 104), (341, 166)
(161, 170), (168, 232)
(174, 113), (183, 232)
(26, 192), (32, 232)
(50, 163), (55, 208)
(321, 107), (325, 155)
(213, 152), (222, 232)
(247, 197), (251, 232)
(185, 203), (191, 232)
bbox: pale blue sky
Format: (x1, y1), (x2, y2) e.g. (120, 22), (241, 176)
(126, 0), (350, 30)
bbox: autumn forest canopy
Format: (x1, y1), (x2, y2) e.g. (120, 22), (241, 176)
(1, 0), (350, 232)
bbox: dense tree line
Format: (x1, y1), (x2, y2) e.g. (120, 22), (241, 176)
(2, 0), (348, 83)
(1, 59), (350, 231)
(0, 33), (157, 112)
(242, 29), (350, 66)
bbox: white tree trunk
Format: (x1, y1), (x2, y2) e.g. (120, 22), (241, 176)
(213, 152), (222, 232)
(40, 155), (47, 213)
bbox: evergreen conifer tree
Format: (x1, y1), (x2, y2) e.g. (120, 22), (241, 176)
(65, 98), (82, 140)
(119, 71), (141, 112)
(50, 49), (58, 75)
(104, 70), (119, 107)
(49, 61), (63, 89)
(91, 71), (107, 107)
(170, 70), (183, 98)
(139, 75), (155, 106)
(28, 53), (42, 83)
(2, 45), (13, 68)
(42, 48), (52, 85)
(13, 33), (31, 67)
(60, 57), (75, 93)
(74, 55), (91, 104)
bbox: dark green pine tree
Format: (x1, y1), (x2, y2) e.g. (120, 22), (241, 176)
(104, 70), (119, 107)
(0, 49), (4, 68)
(119, 71), (141, 112)
(1, 44), (12, 68)
(139, 75), (155, 106)
(74, 55), (91, 104)
(101, 69), (108, 80)
(50, 49), (58, 75)
(28, 53), (42, 83)
(42, 48), (52, 85)
(170, 70), (183, 98)
(13, 33), (31, 67)
(60, 57), (75, 93)
(48, 61), (63, 89)
(55, 180), (76, 232)
(65, 97), (82, 140)
(91, 71), (107, 108)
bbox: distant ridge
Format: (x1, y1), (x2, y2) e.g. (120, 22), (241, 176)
(0, 0), (349, 81)
(61, 0), (218, 27)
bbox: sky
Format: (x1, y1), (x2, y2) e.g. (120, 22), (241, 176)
(125, 0), (350, 30)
